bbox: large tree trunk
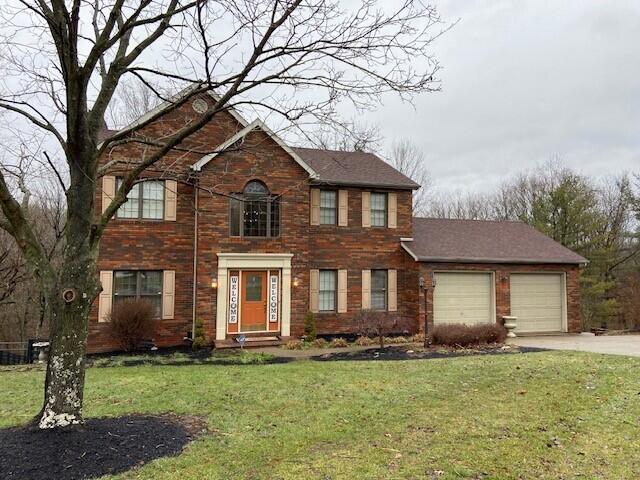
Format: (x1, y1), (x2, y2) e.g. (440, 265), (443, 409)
(37, 251), (99, 428)
(37, 121), (102, 428)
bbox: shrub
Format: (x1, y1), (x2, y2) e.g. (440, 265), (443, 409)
(329, 337), (349, 348)
(107, 299), (156, 352)
(282, 340), (304, 350)
(304, 311), (317, 341)
(354, 336), (375, 346)
(355, 310), (413, 348)
(429, 323), (507, 348)
(385, 335), (409, 344)
(192, 318), (206, 350)
(311, 338), (329, 348)
(411, 333), (425, 343)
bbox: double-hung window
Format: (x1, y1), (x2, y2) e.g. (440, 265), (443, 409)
(116, 178), (164, 219)
(371, 269), (387, 311)
(319, 190), (337, 225)
(370, 192), (387, 227)
(319, 270), (337, 312)
(230, 181), (280, 237)
(113, 270), (163, 317)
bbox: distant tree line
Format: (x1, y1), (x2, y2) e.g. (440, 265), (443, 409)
(426, 163), (640, 331)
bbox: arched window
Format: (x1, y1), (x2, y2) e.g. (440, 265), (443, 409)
(229, 181), (280, 237)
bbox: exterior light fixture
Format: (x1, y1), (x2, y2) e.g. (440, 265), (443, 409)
(293, 276), (300, 287)
(211, 277), (218, 289)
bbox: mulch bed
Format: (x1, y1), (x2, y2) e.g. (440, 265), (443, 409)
(311, 344), (548, 362)
(0, 414), (207, 480)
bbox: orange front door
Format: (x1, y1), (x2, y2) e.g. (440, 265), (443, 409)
(241, 271), (267, 331)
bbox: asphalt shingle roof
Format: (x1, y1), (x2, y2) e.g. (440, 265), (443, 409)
(292, 148), (420, 190)
(403, 217), (588, 265)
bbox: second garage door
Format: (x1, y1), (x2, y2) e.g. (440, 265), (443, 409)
(433, 272), (494, 326)
(510, 273), (565, 333)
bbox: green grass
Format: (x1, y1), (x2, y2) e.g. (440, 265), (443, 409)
(1, 351), (639, 479)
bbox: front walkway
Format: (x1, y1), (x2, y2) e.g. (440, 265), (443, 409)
(513, 333), (640, 357)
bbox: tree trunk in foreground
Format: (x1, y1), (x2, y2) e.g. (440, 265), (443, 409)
(36, 129), (102, 428)
(37, 253), (99, 428)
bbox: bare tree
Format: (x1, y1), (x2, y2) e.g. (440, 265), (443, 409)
(308, 121), (382, 152)
(0, 0), (449, 428)
(106, 78), (164, 129)
(387, 138), (430, 215)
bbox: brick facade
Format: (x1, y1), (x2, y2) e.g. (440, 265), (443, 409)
(88, 92), (582, 353)
(89, 95), (418, 352)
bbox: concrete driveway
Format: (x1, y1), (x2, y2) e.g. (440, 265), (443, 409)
(513, 333), (640, 357)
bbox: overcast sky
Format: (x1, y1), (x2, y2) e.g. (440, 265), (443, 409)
(370, 0), (640, 196)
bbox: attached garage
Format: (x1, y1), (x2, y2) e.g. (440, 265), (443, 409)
(510, 273), (565, 333)
(433, 272), (494, 325)
(402, 218), (588, 334)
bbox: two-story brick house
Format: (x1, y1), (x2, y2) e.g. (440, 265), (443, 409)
(90, 88), (587, 353)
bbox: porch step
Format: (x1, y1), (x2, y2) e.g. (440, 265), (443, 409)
(214, 336), (289, 349)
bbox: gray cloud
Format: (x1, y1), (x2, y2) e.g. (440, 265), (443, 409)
(370, 0), (640, 195)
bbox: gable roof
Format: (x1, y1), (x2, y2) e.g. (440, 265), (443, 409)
(402, 217), (588, 265)
(292, 148), (420, 190)
(191, 124), (419, 190)
(98, 84), (418, 190)
(190, 119), (318, 178)
(97, 85), (249, 146)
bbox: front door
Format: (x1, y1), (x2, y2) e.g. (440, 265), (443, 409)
(241, 271), (267, 331)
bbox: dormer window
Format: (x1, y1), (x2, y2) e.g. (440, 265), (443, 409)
(230, 181), (281, 238)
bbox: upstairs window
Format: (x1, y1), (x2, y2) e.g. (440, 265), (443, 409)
(116, 178), (164, 219)
(371, 269), (387, 310)
(370, 192), (387, 227)
(230, 181), (280, 238)
(319, 190), (337, 225)
(113, 270), (163, 317)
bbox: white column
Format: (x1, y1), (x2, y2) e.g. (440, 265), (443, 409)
(281, 267), (292, 337)
(216, 268), (228, 340)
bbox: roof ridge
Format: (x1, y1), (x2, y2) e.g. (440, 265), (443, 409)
(413, 216), (525, 224)
(292, 146), (376, 155)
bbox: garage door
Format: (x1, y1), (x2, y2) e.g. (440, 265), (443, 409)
(510, 274), (564, 333)
(433, 272), (493, 325)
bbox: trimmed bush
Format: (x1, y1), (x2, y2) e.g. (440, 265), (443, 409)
(107, 299), (156, 352)
(411, 333), (425, 343)
(311, 338), (329, 348)
(304, 311), (317, 341)
(282, 340), (304, 350)
(429, 323), (507, 348)
(385, 335), (410, 344)
(354, 336), (375, 346)
(329, 337), (349, 348)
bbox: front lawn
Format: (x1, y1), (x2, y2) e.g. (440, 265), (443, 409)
(1, 351), (639, 479)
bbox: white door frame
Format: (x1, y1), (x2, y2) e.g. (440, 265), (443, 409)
(216, 253), (293, 340)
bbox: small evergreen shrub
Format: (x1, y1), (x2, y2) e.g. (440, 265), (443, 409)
(192, 318), (206, 350)
(329, 337), (348, 348)
(304, 311), (317, 341)
(429, 323), (507, 348)
(107, 299), (156, 352)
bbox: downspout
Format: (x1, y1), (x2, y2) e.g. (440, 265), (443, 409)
(191, 180), (199, 340)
